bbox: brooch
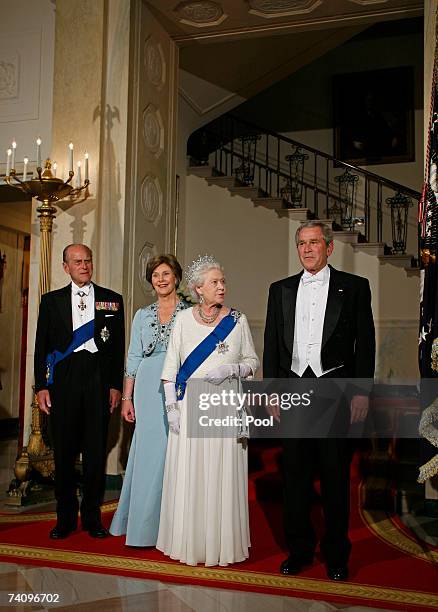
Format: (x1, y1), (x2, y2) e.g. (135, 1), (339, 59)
(230, 309), (241, 322)
(216, 340), (229, 355)
(100, 326), (110, 342)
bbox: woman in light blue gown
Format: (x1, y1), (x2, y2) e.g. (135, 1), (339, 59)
(110, 254), (187, 546)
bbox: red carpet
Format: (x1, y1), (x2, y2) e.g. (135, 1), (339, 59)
(1, 443), (437, 610)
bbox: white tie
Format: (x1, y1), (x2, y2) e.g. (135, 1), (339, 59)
(302, 272), (323, 285)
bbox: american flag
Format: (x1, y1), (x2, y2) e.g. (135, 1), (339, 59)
(419, 90), (438, 377)
(418, 73), (438, 483)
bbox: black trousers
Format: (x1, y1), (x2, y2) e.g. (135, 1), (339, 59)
(282, 366), (352, 566)
(49, 351), (110, 529)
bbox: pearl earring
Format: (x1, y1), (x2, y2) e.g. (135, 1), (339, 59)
(199, 295), (204, 304)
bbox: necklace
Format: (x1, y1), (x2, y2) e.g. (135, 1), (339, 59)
(156, 301), (180, 343)
(197, 304), (220, 324)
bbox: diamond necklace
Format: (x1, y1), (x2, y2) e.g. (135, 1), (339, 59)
(197, 304), (220, 324)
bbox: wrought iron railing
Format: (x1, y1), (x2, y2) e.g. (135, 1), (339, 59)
(188, 113), (421, 256)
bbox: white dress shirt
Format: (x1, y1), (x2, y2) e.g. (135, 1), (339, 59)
(71, 281), (98, 353)
(291, 265), (330, 377)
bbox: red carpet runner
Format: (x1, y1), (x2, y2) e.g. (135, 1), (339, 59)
(1, 444), (437, 610)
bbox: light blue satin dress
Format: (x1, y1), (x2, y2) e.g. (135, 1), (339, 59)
(110, 301), (186, 546)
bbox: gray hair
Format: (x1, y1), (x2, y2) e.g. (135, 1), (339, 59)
(63, 243), (93, 262)
(186, 258), (224, 302)
(295, 220), (333, 246)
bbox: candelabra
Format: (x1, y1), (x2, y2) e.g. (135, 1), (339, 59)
(4, 140), (90, 505)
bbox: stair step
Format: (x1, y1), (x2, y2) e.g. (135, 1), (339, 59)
(301, 218), (334, 228)
(379, 254), (415, 268)
(276, 208), (312, 221)
(405, 267), (420, 276)
(228, 185), (265, 199)
(353, 242), (385, 257)
(332, 231), (363, 244)
(187, 165), (214, 178)
(206, 176), (242, 189)
(253, 197), (288, 209)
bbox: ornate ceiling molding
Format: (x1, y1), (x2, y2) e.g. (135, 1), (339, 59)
(172, 1), (423, 43)
(346, 0), (389, 5)
(179, 84), (238, 116)
(247, 0), (323, 19)
(174, 1), (228, 28)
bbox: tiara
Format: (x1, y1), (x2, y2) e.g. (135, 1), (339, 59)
(185, 254), (218, 286)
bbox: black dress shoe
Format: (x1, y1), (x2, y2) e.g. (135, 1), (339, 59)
(280, 555), (313, 575)
(84, 524), (109, 538)
(327, 565), (349, 581)
(49, 524), (76, 539)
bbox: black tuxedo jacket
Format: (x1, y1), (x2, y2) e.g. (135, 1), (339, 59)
(263, 266), (375, 379)
(34, 283), (125, 392)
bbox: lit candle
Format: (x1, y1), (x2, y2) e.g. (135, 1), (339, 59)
(6, 149), (11, 176)
(23, 157), (28, 181)
(68, 142), (74, 173)
(53, 162), (57, 177)
(84, 152), (89, 181)
(36, 138), (42, 168)
(11, 141), (16, 170)
(76, 160), (81, 187)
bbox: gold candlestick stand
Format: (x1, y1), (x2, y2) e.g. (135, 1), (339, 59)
(5, 160), (89, 505)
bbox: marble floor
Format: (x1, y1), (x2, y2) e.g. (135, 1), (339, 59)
(0, 562), (389, 612)
(0, 439), (423, 611)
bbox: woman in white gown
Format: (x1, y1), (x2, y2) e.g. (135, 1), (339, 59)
(156, 255), (259, 566)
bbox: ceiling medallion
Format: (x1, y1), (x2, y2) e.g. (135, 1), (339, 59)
(248, 0), (323, 18)
(174, 1), (228, 28)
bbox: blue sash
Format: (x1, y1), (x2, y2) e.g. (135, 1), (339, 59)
(175, 309), (240, 400)
(46, 320), (95, 385)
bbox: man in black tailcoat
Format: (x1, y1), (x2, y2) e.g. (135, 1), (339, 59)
(263, 221), (375, 580)
(34, 244), (125, 539)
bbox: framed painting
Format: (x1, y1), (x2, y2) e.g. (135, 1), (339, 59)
(333, 67), (415, 166)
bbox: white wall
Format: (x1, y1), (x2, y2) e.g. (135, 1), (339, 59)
(184, 174), (290, 363)
(0, 0), (55, 178)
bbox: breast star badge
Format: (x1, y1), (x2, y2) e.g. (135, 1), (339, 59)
(216, 340), (229, 355)
(100, 326), (110, 342)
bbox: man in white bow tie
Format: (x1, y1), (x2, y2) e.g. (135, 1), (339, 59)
(34, 244), (125, 540)
(263, 220), (375, 581)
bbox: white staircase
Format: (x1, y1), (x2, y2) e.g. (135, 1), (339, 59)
(184, 166), (420, 381)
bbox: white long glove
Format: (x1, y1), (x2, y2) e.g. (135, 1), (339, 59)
(204, 363), (252, 385)
(164, 381), (180, 434)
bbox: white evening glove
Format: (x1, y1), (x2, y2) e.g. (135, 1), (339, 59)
(204, 363), (252, 385)
(164, 381), (180, 434)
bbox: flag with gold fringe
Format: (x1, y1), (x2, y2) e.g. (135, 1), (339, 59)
(418, 47), (438, 483)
